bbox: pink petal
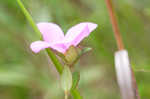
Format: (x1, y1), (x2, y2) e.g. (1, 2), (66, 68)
(30, 41), (67, 54)
(37, 22), (65, 44)
(30, 41), (51, 53)
(64, 22), (98, 47)
(53, 43), (68, 53)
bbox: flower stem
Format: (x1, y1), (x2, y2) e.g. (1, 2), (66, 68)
(105, 0), (124, 50)
(16, 0), (63, 74)
(65, 91), (68, 99)
(46, 49), (63, 74)
(17, 0), (82, 98)
(16, 0), (41, 37)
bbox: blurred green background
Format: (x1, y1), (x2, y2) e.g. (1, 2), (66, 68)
(1, 0), (150, 99)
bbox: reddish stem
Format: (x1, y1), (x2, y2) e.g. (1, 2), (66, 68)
(105, 0), (140, 99)
(105, 0), (124, 50)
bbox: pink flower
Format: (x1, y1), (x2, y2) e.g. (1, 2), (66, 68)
(30, 22), (98, 54)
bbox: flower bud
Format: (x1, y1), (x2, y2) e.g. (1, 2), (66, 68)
(60, 66), (72, 92)
(64, 46), (80, 65)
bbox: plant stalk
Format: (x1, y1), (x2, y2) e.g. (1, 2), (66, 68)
(105, 0), (140, 99)
(16, 0), (82, 98)
(16, 0), (63, 74)
(65, 91), (68, 99)
(105, 0), (124, 50)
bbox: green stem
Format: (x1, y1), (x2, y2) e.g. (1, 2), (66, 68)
(16, 0), (63, 74)
(46, 49), (63, 74)
(17, 0), (82, 98)
(71, 89), (83, 99)
(16, 0), (41, 37)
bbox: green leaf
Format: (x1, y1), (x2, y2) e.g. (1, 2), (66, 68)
(80, 47), (92, 55)
(71, 72), (82, 99)
(71, 72), (80, 90)
(71, 89), (83, 99)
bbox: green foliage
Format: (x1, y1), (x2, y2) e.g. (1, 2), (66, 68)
(71, 72), (80, 90)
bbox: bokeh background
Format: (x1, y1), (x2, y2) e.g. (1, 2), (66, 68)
(1, 0), (150, 99)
